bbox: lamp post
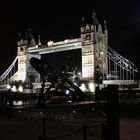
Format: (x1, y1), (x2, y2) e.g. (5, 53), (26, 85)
(95, 65), (100, 103)
(96, 65), (100, 87)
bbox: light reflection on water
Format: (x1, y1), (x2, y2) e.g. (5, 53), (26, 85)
(13, 101), (23, 106)
(12, 100), (37, 108)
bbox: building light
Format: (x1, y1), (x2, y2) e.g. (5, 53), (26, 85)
(47, 40), (53, 46)
(100, 51), (104, 55)
(18, 85), (23, 92)
(79, 83), (86, 92)
(13, 101), (23, 106)
(64, 39), (69, 43)
(74, 82), (78, 86)
(11, 85), (17, 92)
(35, 45), (38, 48)
(78, 72), (81, 76)
(88, 82), (95, 92)
(7, 84), (11, 89)
(73, 110), (76, 113)
(65, 90), (70, 95)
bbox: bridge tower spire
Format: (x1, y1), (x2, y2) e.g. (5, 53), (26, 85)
(38, 34), (41, 46)
(104, 20), (108, 46)
(26, 28), (36, 47)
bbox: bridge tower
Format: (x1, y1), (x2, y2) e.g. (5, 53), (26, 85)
(81, 10), (108, 83)
(11, 29), (40, 86)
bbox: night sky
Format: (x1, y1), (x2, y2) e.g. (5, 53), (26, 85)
(0, 0), (140, 75)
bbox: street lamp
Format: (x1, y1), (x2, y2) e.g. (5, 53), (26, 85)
(95, 65), (100, 103)
(96, 65), (100, 87)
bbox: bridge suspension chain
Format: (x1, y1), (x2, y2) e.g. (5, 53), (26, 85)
(96, 44), (139, 74)
(0, 56), (18, 82)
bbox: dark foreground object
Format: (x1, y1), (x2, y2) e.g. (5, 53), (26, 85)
(95, 85), (120, 140)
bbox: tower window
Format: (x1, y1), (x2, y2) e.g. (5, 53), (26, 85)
(20, 47), (24, 52)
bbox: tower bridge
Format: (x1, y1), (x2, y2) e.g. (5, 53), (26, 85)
(0, 10), (140, 93)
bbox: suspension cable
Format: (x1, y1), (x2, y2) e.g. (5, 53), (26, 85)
(96, 44), (139, 74)
(0, 56), (18, 81)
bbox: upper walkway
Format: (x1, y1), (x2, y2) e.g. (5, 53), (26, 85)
(27, 38), (81, 54)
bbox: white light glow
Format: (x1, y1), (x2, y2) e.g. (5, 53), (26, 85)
(73, 110), (76, 113)
(18, 86), (23, 92)
(47, 40), (53, 46)
(64, 39), (69, 43)
(35, 45), (38, 48)
(13, 101), (23, 106)
(78, 72), (81, 76)
(7, 84), (11, 89)
(79, 83), (86, 92)
(74, 82), (78, 86)
(11, 85), (17, 92)
(100, 51), (104, 55)
(88, 82), (95, 92)
(65, 90), (70, 95)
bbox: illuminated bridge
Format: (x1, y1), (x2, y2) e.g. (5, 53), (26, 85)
(0, 11), (140, 93)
